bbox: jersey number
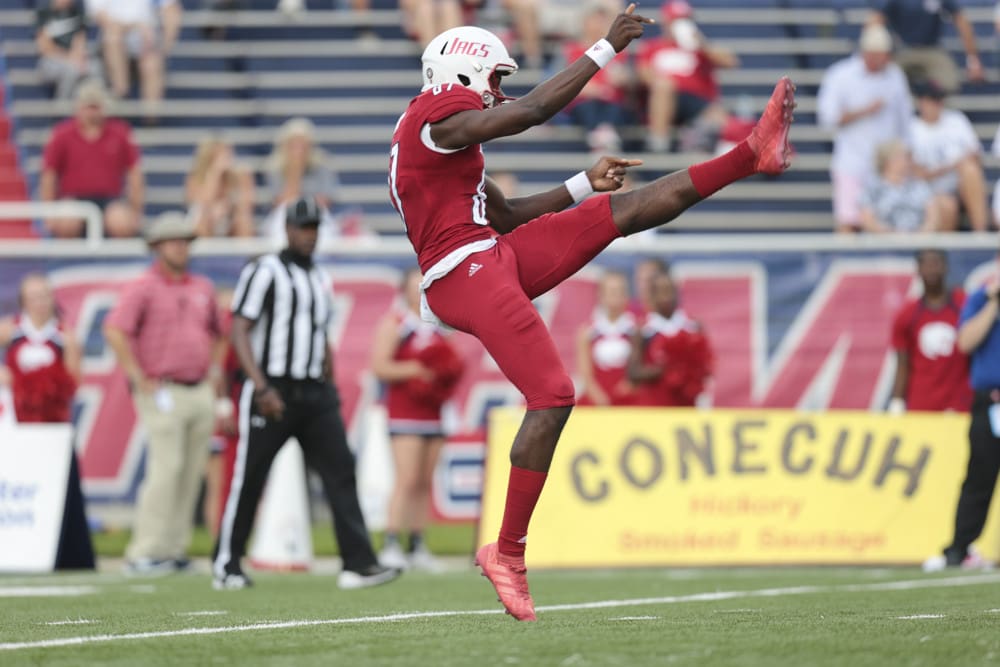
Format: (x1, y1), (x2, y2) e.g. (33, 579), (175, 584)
(388, 141), (407, 230)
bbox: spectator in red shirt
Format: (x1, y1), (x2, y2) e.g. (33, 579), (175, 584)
(103, 212), (224, 574)
(563, 3), (633, 153)
(638, 1), (739, 152)
(39, 79), (144, 239)
(889, 249), (971, 414)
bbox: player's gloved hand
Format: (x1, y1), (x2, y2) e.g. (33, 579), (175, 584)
(587, 156), (643, 192)
(887, 397), (906, 416)
(605, 3), (655, 53)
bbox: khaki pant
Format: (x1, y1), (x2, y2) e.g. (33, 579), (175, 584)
(897, 46), (961, 93)
(126, 381), (214, 561)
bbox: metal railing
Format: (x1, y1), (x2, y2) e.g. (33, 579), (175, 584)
(0, 201), (104, 247)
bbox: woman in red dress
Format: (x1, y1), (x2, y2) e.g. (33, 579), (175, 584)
(1, 273), (80, 423)
(577, 270), (638, 406)
(371, 268), (465, 571)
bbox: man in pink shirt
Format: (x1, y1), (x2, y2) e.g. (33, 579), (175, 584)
(104, 212), (224, 573)
(40, 79), (144, 238)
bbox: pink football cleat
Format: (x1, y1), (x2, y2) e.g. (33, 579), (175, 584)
(475, 542), (536, 622)
(747, 76), (796, 175)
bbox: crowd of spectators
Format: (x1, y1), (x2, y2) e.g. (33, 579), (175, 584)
(819, 0), (997, 235)
(22, 0), (1000, 241)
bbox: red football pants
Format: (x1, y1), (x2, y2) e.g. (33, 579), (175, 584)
(425, 195), (621, 410)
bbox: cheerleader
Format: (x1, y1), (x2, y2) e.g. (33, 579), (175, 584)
(628, 270), (713, 407)
(1, 273), (80, 423)
(371, 269), (465, 571)
(576, 271), (638, 406)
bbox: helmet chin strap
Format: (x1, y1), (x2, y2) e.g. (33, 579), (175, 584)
(481, 90), (516, 109)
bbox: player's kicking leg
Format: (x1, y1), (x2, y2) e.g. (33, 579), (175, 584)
(610, 77), (795, 235)
(436, 78), (794, 622)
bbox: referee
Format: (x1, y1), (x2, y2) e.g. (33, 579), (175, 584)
(213, 196), (400, 590)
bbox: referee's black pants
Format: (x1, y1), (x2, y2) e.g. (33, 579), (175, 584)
(944, 390), (1000, 564)
(213, 378), (378, 576)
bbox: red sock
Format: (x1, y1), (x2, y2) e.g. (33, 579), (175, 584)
(497, 466), (548, 560)
(687, 140), (756, 198)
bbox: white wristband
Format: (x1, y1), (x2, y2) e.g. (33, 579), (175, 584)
(584, 39), (616, 69)
(565, 171), (594, 203)
(215, 398), (234, 419)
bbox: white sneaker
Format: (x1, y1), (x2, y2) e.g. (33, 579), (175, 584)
(337, 564), (402, 590)
(922, 555), (947, 573)
(378, 542), (409, 570)
(212, 571), (253, 590)
(408, 544), (444, 574)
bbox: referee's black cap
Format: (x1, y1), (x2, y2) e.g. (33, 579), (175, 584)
(285, 196), (322, 227)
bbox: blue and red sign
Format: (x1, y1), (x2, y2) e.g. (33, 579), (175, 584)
(0, 248), (992, 519)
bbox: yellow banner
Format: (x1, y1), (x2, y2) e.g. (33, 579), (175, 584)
(481, 408), (1000, 567)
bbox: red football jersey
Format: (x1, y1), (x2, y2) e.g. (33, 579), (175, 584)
(639, 38), (719, 101)
(389, 85), (496, 272)
(891, 289), (971, 412)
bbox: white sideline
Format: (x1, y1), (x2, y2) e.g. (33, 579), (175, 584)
(2, 573), (999, 652)
(0, 586), (97, 598)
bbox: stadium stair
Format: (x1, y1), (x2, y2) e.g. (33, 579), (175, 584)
(0, 63), (35, 238)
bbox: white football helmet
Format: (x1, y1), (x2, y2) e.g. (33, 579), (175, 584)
(421, 26), (519, 109)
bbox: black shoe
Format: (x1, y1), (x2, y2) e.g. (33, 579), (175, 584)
(337, 564), (402, 590)
(173, 558), (192, 572)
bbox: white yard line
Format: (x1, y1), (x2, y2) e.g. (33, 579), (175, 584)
(0, 586), (97, 598)
(0, 574), (125, 586)
(42, 620), (97, 626)
(175, 611), (228, 617)
(609, 616), (660, 621)
(896, 615), (945, 620)
(2, 573), (998, 652)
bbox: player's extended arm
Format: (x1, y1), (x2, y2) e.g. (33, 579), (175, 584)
(485, 156), (642, 234)
(430, 5), (652, 150)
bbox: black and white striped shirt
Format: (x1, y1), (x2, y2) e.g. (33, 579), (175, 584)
(231, 250), (332, 381)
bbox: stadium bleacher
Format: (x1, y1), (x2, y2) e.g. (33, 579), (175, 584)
(0, 0), (998, 235)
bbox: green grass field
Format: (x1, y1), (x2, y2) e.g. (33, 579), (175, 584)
(3, 563), (999, 666)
